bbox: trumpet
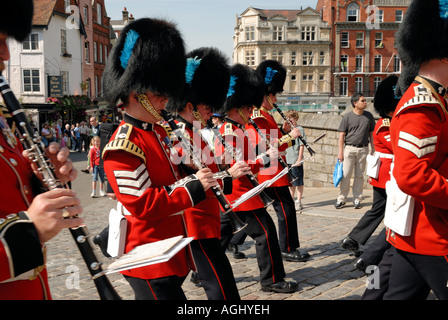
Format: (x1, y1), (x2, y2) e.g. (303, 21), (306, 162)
(160, 110), (247, 234)
(0, 73), (121, 300)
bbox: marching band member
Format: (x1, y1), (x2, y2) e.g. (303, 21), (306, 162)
(384, 0), (448, 299)
(0, 0), (82, 299)
(251, 60), (310, 262)
(102, 18), (216, 300)
(217, 63), (298, 293)
(165, 47), (249, 300)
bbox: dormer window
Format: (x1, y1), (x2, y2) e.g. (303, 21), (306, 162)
(347, 3), (359, 22)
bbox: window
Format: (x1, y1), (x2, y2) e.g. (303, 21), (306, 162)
(340, 55), (348, 72)
(347, 3), (359, 22)
(291, 51), (297, 66)
(341, 32), (349, 48)
(261, 51), (267, 61)
(319, 51), (325, 65)
(86, 78), (91, 98)
(375, 33), (383, 48)
(61, 71), (69, 94)
(355, 55), (363, 72)
(245, 26), (255, 41)
(356, 32), (364, 48)
(272, 51), (283, 63)
(64, 0), (70, 13)
(22, 69), (40, 93)
(374, 55), (382, 72)
(104, 45), (108, 61)
(377, 10), (384, 22)
(60, 29), (67, 54)
(84, 41), (90, 63)
(84, 5), (89, 25)
(94, 42), (97, 62)
(374, 77), (382, 93)
(395, 10), (403, 22)
(273, 26), (283, 41)
(97, 3), (102, 24)
(393, 55), (401, 72)
(355, 77), (363, 93)
(99, 44), (103, 63)
(95, 75), (99, 98)
(22, 33), (39, 50)
(302, 51), (314, 66)
(301, 74), (314, 93)
(301, 26), (316, 41)
(245, 50), (255, 66)
(340, 77), (348, 96)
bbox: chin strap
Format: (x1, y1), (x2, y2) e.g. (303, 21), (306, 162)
(137, 94), (163, 121)
(192, 108), (207, 127)
(237, 108), (250, 124)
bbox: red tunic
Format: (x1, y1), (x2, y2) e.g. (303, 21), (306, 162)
(103, 115), (207, 279)
(369, 118), (393, 189)
(172, 120), (221, 239)
(250, 107), (294, 187)
(0, 115), (50, 299)
(388, 79), (448, 256)
(215, 120), (267, 212)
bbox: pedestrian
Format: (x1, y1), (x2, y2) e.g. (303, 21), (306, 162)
(70, 124), (77, 151)
(252, 60), (309, 262)
(284, 110), (306, 211)
(63, 123), (70, 148)
(335, 93), (375, 209)
(74, 123), (81, 152)
(217, 63), (298, 293)
(89, 136), (105, 197)
(341, 76), (399, 260)
(78, 121), (89, 152)
(0, 0), (83, 299)
(382, 0), (448, 300)
(166, 47), (250, 300)
(102, 17), (216, 300)
(41, 122), (52, 147)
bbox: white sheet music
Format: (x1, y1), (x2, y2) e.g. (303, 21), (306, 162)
(105, 236), (193, 274)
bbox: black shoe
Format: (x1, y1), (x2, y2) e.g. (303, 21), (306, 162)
(261, 280), (298, 293)
(334, 201), (346, 209)
(354, 257), (367, 274)
(281, 250), (310, 262)
(190, 271), (202, 287)
(341, 237), (363, 257)
(93, 233), (111, 258)
(81, 169), (89, 174)
(227, 243), (246, 259)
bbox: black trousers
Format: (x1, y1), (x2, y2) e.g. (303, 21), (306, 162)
(362, 245), (395, 300)
(384, 249), (448, 300)
(360, 228), (391, 267)
(221, 207), (286, 286)
(124, 274), (187, 300)
(265, 186), (300, 252)
(190, 238), (240, 300)
(349, 186), (387, 245)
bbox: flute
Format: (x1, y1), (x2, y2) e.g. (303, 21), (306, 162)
(160, 110), (247, 234)
(0, 73), (121, 300)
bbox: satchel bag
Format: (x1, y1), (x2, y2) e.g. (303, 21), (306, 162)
(366, 153), (380, 179)
(333, 160), (343, 187)
(384, 165), (414, 236)
(107, 202), (130, 257)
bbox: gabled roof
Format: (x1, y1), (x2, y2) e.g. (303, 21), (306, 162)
(33, 0), (57, 26)
(242, 7), (302, 21)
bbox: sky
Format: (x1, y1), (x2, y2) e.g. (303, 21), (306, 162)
(104, 0), (319, 59)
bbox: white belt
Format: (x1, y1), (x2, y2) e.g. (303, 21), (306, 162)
(375, 151), (394, 159)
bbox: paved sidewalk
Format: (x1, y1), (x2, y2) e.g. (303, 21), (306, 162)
(46, 151), (380, 300)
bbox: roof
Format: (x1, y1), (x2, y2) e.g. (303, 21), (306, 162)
(253, 8), (302, 21)
(33, 0), (57, 26)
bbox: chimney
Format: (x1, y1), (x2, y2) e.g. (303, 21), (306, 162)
(129, 14), (135, 22)
(122, 7), (129, 22)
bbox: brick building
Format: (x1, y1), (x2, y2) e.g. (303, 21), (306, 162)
(317, 0), (411, 106)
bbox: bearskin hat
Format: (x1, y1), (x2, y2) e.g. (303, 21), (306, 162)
(166, 47), (230, 113)
(395, 0), (448, 95)
(0, 0), (34, 42)
(256, 60), (287, 95)
(103, 18), (186, 105)
(374, 75), (400, 118)
(222, 64), (264, 113)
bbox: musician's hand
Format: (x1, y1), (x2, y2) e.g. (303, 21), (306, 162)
(267, 147), (279, 160)
(195, 168), (218, 191)
(228, 161), (251, 179)
(46, 142), (78, 184)
(289, 128), (302, 139)
(282, 122), (292, 133)
(27, 188), (84, 244)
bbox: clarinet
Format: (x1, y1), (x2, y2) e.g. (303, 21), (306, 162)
(160, 110), (247, 234)
(0, 73), (121, 300)
(213, 123), (274, 208)
(270, 103), (315, 156)
(248, 118), (298, 184)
